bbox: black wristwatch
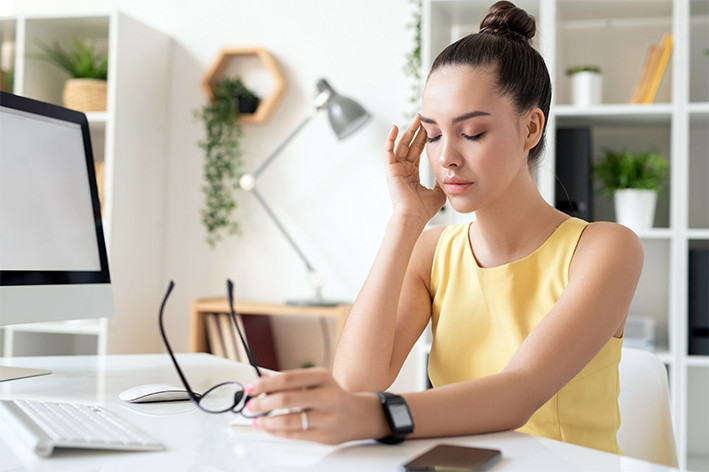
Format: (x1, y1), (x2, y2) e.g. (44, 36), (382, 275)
(374, 392), (414, 444)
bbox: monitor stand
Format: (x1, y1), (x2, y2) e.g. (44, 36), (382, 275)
(0, 366), (51, 382)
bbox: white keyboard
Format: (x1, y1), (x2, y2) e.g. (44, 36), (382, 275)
(0, 399), (165, 457)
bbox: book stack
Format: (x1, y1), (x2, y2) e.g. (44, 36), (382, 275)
(204, 312), (279, 370)
(629, 33), (674, 104)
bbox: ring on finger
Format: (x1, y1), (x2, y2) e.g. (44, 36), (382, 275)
(301, 410), (309, 431)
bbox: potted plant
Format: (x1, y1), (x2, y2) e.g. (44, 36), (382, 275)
(566, 65), (602, 107)
(33, 37), (108, 112)
(197, 76), (259, 247)
(594, 148), (669, 231)
(234, 79), (260, 114)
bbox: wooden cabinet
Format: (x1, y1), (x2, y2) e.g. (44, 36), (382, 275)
(191, 298), (351, 369)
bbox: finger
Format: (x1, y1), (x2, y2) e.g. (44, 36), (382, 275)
(255, 409), (315, 433)
(247, 368), (330, 396)
(408, 125), (428, 166)
(393, 114), (421, 159)
(247, 387), (322, 414)
(384, 125), (399, 165)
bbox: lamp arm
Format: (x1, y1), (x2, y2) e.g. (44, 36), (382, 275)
(252, 109), (319, 180)
(250, 187), (317, 275)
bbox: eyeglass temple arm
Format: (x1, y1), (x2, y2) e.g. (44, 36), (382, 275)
(158, 280), (201, 400)
(227, 280), (263, 377)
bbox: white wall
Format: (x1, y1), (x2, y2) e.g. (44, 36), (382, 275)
(8, 0), (413, 365)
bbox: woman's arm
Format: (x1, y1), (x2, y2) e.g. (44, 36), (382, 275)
(332, 115), (445, 391)
(245, 222), (643, 443)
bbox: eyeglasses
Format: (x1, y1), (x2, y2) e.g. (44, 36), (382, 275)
(158, 279), (264, 416)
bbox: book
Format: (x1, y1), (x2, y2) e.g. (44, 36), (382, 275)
(641, 33), (673, 104)
(229, 312), (250, 363)
(629, 33), (673, 104)
(629, 43), (659, 104)
(240, 314), (280, 371)
(218, 313), (240, 361)
(204, 313), (226, 359)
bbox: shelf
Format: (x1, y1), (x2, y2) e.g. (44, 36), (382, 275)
(554, 104), (673, 125)
(85, 111), (108, 123)
(191, 298), (351, 370)
(686, 355), (709, 367)
(424, 2), (705, 467)
(688, 230), (709, 240)
(689, 103), (709, 114)
(201, 47), (286, 124)
(5, 319), (104, 335)
(636, 228), (673, 240)
(2, 11), (171, 358)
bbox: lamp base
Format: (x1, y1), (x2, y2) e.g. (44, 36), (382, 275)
(286, 299), (349, 307)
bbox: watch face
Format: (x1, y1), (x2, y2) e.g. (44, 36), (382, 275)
(389, 403), (413, 428)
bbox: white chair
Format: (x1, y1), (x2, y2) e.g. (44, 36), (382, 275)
(617, 347), (678, 467)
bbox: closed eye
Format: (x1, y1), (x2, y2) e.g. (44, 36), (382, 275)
(463, 132), (485, 141)
(425, 135), (441, 143)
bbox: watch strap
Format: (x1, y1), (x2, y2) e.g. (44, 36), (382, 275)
(374, 391), (414, 444)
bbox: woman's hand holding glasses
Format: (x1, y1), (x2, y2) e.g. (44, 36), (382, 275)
(245, 367), (388, 445)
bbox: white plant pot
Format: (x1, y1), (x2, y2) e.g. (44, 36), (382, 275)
(571, 71), (602, 107)
(614, 189), (657, 232)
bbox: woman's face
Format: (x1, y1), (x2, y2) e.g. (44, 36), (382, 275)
(420, 65), (534, 214)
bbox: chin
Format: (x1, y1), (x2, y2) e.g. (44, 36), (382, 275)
(446, 197), (478, 215)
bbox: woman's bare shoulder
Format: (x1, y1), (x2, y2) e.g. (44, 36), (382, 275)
(572, 221), (643, 275)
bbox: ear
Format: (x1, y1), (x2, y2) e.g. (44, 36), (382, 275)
(523, 108), (545, 152)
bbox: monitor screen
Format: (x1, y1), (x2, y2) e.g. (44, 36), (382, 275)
(0, 92), (113, 379)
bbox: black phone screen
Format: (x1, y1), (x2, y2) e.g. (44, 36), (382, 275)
(400, 444), (502, 471)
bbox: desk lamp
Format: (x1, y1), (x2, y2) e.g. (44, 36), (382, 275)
(238, 79), (371, 305)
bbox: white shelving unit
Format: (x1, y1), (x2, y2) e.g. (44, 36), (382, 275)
(417, 0), (708, 469)
(0, 12), (172, 357)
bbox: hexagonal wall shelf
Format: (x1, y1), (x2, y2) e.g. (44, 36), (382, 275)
(202, 47), (286, 124)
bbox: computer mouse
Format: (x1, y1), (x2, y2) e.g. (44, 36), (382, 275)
(118, 383), (195, 403)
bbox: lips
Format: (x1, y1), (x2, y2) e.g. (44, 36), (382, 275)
(443, 176), (473, 194)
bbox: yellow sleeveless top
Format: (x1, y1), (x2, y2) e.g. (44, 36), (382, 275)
(428, 217), (622, 454)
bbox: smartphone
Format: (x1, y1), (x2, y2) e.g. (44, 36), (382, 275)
(400, 444), (502, 472)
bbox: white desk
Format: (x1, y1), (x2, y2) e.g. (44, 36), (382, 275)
(0, 354), (680, 472)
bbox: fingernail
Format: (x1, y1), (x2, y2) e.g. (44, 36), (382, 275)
(252, 418), (259, 428)
(245, 401), (251, 411)
(245, 383), (254, 394)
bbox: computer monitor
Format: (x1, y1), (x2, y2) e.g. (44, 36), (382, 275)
(0, 91), (113, 382)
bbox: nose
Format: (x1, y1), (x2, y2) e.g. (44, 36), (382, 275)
(436, 137), (463, 168)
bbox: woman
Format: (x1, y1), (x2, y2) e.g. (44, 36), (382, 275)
(245, 1), (642, 454)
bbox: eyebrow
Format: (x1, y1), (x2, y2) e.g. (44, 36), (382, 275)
(420, 110), (491, 125)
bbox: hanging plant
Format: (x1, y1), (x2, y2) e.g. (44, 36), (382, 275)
(197, 76), (259, 247)
(403, 0), (422, 119)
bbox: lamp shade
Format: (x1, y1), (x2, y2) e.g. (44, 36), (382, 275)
(316, 79), (371, 140)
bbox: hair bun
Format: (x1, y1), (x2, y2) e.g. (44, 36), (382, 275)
(479, 1), (536, 44)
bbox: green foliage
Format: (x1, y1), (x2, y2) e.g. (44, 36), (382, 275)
(565, 65), (601, 76)
(0, 67), (13, 92)
(33, 37), (108, 80)
(403, 0), (422, 119)
(197, 77), (249, 248)
(593, 148), (669, 196)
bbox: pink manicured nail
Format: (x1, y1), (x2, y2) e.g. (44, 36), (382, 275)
(244, 383), (254, 394)
(252, 418), (259, 428)
(245, 401), (251, 411)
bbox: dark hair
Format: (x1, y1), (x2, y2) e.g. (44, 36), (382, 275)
(429, 1), (551, 167)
